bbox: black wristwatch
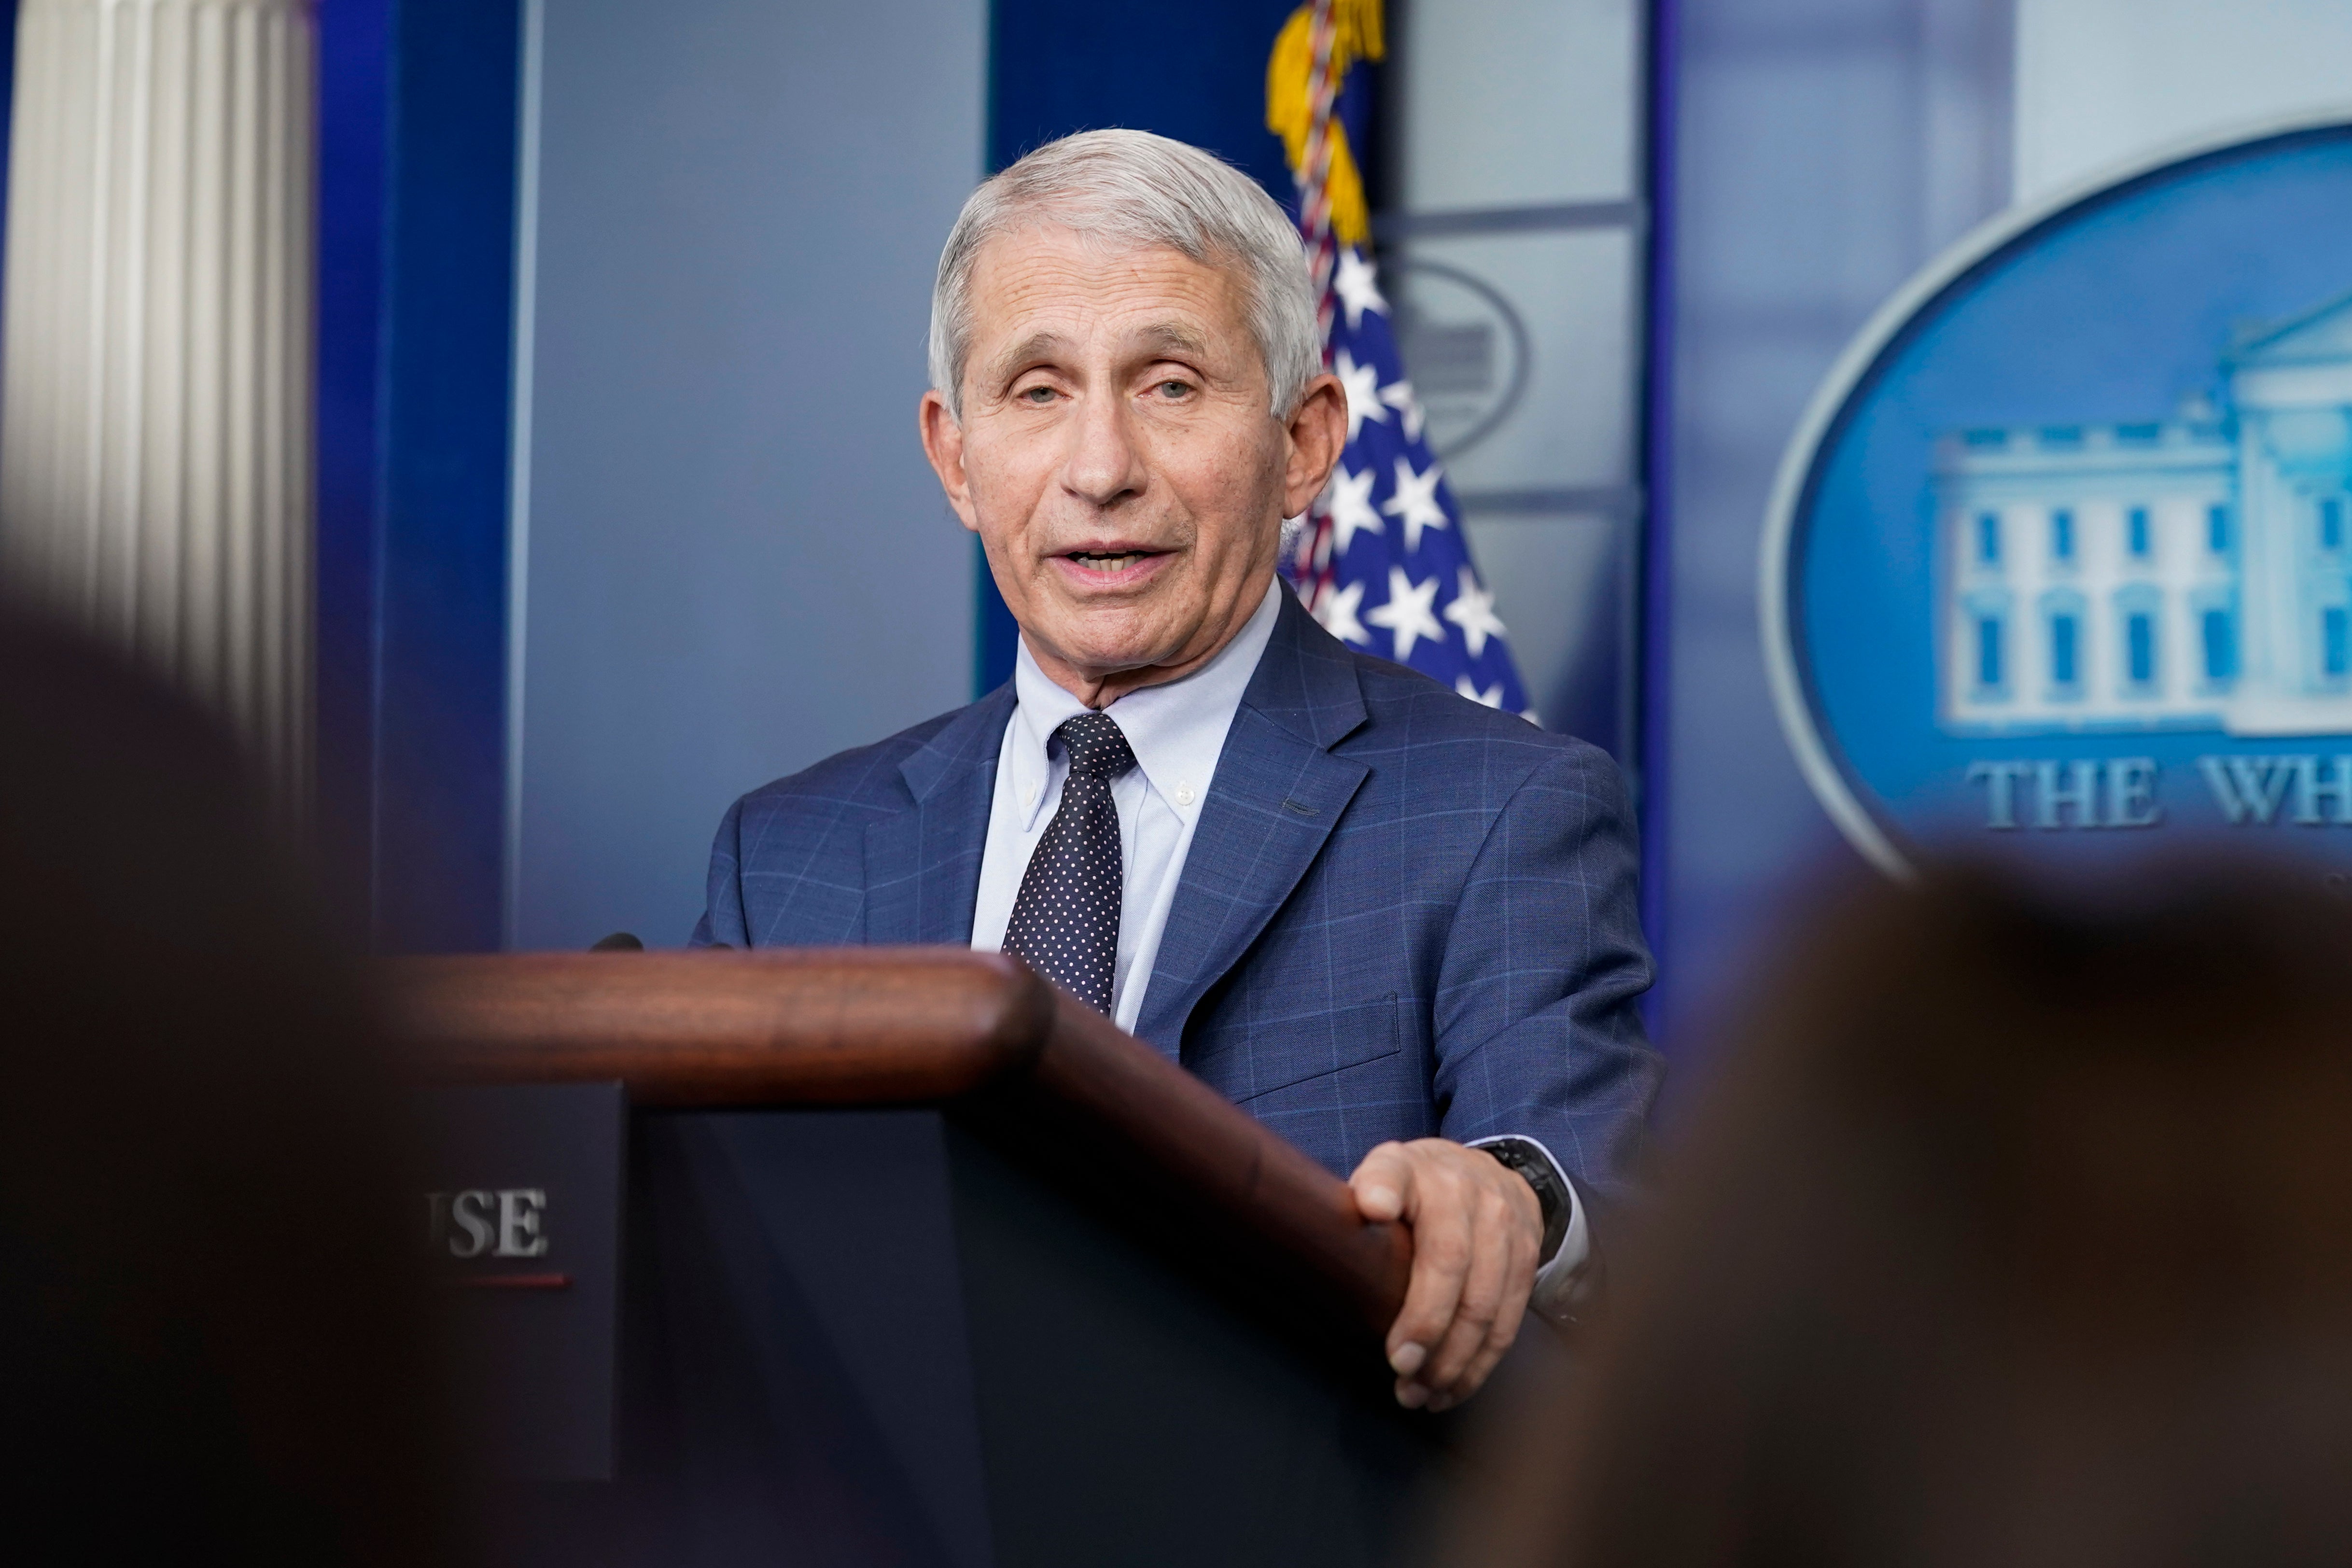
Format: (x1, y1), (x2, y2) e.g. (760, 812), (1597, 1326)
(1477, 1136), (1570, 1264)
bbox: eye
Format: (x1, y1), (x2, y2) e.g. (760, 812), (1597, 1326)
(1154, 378), (1193, 399)
(1019, 384), (1058, 404)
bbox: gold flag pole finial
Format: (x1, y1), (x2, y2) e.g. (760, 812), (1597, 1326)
(1267, 0), (1385, 264)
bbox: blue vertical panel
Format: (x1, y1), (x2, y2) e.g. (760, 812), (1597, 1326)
(976, 534), (1017, 700)
(1639, 0), (1679, 994)
(316, 0), (392, 944)
(376, 0), (521, 952)
(977, 0), (1302, 694)
(316, 0), (521, 953)
(988, 1), (1298, 195)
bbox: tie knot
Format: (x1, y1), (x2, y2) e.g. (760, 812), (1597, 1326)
(1055, 712), (1136, 783)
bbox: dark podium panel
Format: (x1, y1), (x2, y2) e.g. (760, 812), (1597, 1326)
(390, 951), (1471, 1568)
(420, 1081), (628, 1482)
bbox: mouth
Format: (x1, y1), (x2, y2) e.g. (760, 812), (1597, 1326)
(1053, 546), (1171, 586)
(1065, 548), (1163, 574)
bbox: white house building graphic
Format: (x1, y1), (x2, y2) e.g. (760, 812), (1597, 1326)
(1936, 286), (2352, 738)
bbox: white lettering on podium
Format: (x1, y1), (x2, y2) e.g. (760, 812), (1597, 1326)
(427, 1187), (552, 1259)
(496, 1189), (551, 1258)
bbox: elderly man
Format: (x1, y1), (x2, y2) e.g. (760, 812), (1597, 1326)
(694, 129), (1659, 1409)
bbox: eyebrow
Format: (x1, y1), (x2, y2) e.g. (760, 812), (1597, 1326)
(986, 330), (1070, 385)
(1134, 322), (1211, 359)
(983, 321), (1216, 387)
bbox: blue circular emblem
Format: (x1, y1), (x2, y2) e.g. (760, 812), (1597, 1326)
(1764, 114), (2352, 874)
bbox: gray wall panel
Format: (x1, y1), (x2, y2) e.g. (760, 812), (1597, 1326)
(512, 0), (983, 949)
(1658, 0), (2012, 1051)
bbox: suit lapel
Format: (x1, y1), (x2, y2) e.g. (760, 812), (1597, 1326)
(1133, 594), (1370, 1053)
(863, 684), (1014, 946)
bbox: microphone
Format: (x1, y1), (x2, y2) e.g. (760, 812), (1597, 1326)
(588, 931), (644, 952)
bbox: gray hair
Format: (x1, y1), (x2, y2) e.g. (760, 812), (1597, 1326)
(927, 129), (1320, 421)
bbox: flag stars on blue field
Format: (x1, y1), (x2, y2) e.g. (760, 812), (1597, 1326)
(1333, 248), (1387, 328)
(1382, 457), (1449, 553)
(1366, 567), (1444, 663)
(1328, 463), (1382, 554)
(1443, 569), (1506, 658)
(1294, 246), (1536, 725)
(1319, 578), (1370, 646)
(1379, 378), (1425, 442)
(1456, 675), (1506, 709)
(1334, 348), (1387, 443)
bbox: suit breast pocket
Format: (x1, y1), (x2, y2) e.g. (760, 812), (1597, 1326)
(1187, 994), (1402, 1106)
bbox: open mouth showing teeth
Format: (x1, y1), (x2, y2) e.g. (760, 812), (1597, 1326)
(1067, 551), (1156, 574)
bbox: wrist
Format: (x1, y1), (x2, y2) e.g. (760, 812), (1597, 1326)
(1475, 1136), (1570, 1264)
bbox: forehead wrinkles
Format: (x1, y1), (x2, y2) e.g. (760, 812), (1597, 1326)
(967, 232), (1246, 376)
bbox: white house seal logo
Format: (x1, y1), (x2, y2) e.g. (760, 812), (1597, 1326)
(1762, 115), (2352, 874)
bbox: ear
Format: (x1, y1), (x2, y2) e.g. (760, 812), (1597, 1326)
(1280, 372), (1348, 519)
(919, 389), (981, 533)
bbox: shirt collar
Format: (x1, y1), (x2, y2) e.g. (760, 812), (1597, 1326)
(1007, 576), (1284, 831)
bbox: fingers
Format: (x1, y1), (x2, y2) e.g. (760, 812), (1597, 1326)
(1379, 1148), (1474, 1404)
(1388, 1222), (1469, 1407)
(1420, 1177), (1532, 1398)
(1426, 1320), (1520, 1413)
(1426, 1230), (1533, 1411)
(1370, 1140), (1545, 1412)
(1348, 1141), (1417, 1223)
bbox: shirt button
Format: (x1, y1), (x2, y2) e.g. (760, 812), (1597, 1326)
(1022, 783), (1039, 808)
(1174, 783), (1196, 807)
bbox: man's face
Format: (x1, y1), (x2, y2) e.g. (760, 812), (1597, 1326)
(920, 226), (1343, 704)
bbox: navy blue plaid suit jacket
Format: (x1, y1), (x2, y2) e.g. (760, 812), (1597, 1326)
(694, 589), (1661, 1218)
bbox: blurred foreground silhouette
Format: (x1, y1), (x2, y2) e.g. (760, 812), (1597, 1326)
(0, 601), (457, 1563)
(1447, 856), (2352, 1568)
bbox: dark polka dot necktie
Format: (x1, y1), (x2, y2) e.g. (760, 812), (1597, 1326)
(1002, 711), (1137, 1015)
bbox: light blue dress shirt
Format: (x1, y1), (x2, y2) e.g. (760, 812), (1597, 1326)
(970, 576), (1590, 1301)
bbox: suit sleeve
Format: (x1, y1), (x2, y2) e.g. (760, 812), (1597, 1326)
(1428, 739), (1661, 1226)
(690, 795), (751, 947)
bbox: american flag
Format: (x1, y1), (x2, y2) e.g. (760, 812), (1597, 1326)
(1289, 246), (1535, 722)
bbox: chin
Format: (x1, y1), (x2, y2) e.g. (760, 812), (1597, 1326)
(1050, 611), (1178, 666)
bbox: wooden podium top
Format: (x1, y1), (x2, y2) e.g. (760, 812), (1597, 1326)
(385, 948), (1412, 1338)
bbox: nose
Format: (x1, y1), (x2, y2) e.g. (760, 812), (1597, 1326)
(1060, 384), (1147, 510)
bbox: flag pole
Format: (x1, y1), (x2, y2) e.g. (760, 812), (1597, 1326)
(1290, 0), (1343, 610)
